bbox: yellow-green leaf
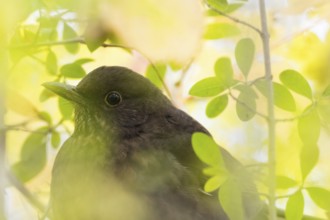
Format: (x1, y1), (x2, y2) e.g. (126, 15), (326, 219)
(60, 63), (86, 78)
(235, 38), (255, 78)
(46, 50), (58, 75)
(298, 106), (320, 144)
(236, 86), (256, 121)
(280, 69), (312, 99)
(38, 111), (52, 124)
(63, 23), (79, 54)
(75, 58), (94, 65)
(204, 174), (228, 192)
(145, 64), (167, 89)
(12, 127), (48, 182)
(285, 190), (304, 220)
(7, 89), (38, 117)
(300, 144), (319, 181)
(203, 166), (227, 176)
(51, 130), (61, 149)
(255, 80), (296, 112)
(206, 94), (228, 118)
(322, 84), (330, 97)
(192, 132), (224, 167)
(84, 21), (107, 52)
(276, 176), (298, 189)
(58, 97), (74, 120)
(219, 178), (244, 220)
(39, 89), (56, 102)
(214, 57), (234, 87)
(306, 187), (330, 210)
(204, 23), (240, 39)
(273, 82), (296, 112)
(189, 77), (225, 97)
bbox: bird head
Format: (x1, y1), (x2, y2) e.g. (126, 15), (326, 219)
(43, 66), (171, 135)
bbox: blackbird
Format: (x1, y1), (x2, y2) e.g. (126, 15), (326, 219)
(44, 66), (266, 220)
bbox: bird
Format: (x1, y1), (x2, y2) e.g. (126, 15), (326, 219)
(43, 66), (267, 220)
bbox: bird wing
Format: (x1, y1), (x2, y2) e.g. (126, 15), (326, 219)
(164, 106), (268, 220)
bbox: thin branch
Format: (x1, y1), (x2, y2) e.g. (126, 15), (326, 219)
(10, 38), (173, 100)
(228, 90), (268, 119)
(6, 171), (46, 213)
(203, 0), (262, 35)
(175, 58), (194, 87)
(258, 0), (277, 220)
(276, 103), (316, 122)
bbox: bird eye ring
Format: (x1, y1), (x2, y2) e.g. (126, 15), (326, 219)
(105, 91), (122, 106)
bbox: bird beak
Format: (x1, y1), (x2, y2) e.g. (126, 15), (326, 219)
(42, 82), (86, 105)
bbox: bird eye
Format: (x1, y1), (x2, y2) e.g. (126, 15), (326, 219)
(105, 91), (122, 106)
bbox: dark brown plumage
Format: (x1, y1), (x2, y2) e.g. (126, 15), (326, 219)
(44, 66), (266, 220)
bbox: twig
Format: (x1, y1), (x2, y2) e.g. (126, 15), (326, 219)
(275, 103), (316, 122)
(6, 171), (46, 214)
(258, 0), (276, 219)
(10, 38), (173, 100)
(203, 0), (262, 35)
(228, 90), (268, 119)
(175, 58), (194, 87)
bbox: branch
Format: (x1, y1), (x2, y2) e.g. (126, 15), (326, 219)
(228, 90), (268, 119)
(258, 1), (277, 220)
(10, 38), (173, 100)
(6, 171), (47, 214)
(203, 0), (262, 35)
(275, 103), (316, 122)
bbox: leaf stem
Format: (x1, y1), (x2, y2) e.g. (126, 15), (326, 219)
(203, 0), (262, 35)
(10, 38), (173, 100)
(258, 0), (276, 219)
(228, 89), (268, 119)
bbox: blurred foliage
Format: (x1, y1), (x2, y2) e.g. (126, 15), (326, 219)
(2, 0), (330, 219)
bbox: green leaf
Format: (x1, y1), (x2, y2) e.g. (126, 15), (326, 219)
(203, 166), (227, 176)
(12, 128), (48, 182)
(46, 50), (58, 75)
(273, 82), (296, 112)
(206, 94), (228, 118)
(300, 144), (319, 181)
(58, 97), (74, 120)
(236, 86), (256, 121)
(285, 190), (304, 220)
(63, 23), (79, 54)
(74, 58), (94, 65)
(39, 89), (56, 102)
(204, 174), (228, 192)
(7, 89), (38, 117)
(322, 84), (330, 97)
(298, 106), (320, 144)
(189, 77), (225, 97)
(60, 63), (86, 78)
(276, 176), (297, 189)
(169, 61), (183, 71)
(214, 57), (234, 87)
(145, 64), (167, 89)
(306, 187), (330, 210)
(280, 69), (312, 99)
(192, 132), (224, 167)
(235, 38), (255, 78)
(255, 80), (296, 112)
(51, 130), (61, 149)
(205, 0), (244, 13)
(219, 178), (244, 220)
(38, 111), (52, 124)
(204, 23), (240, 39)
(84, 28), (107, 52)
